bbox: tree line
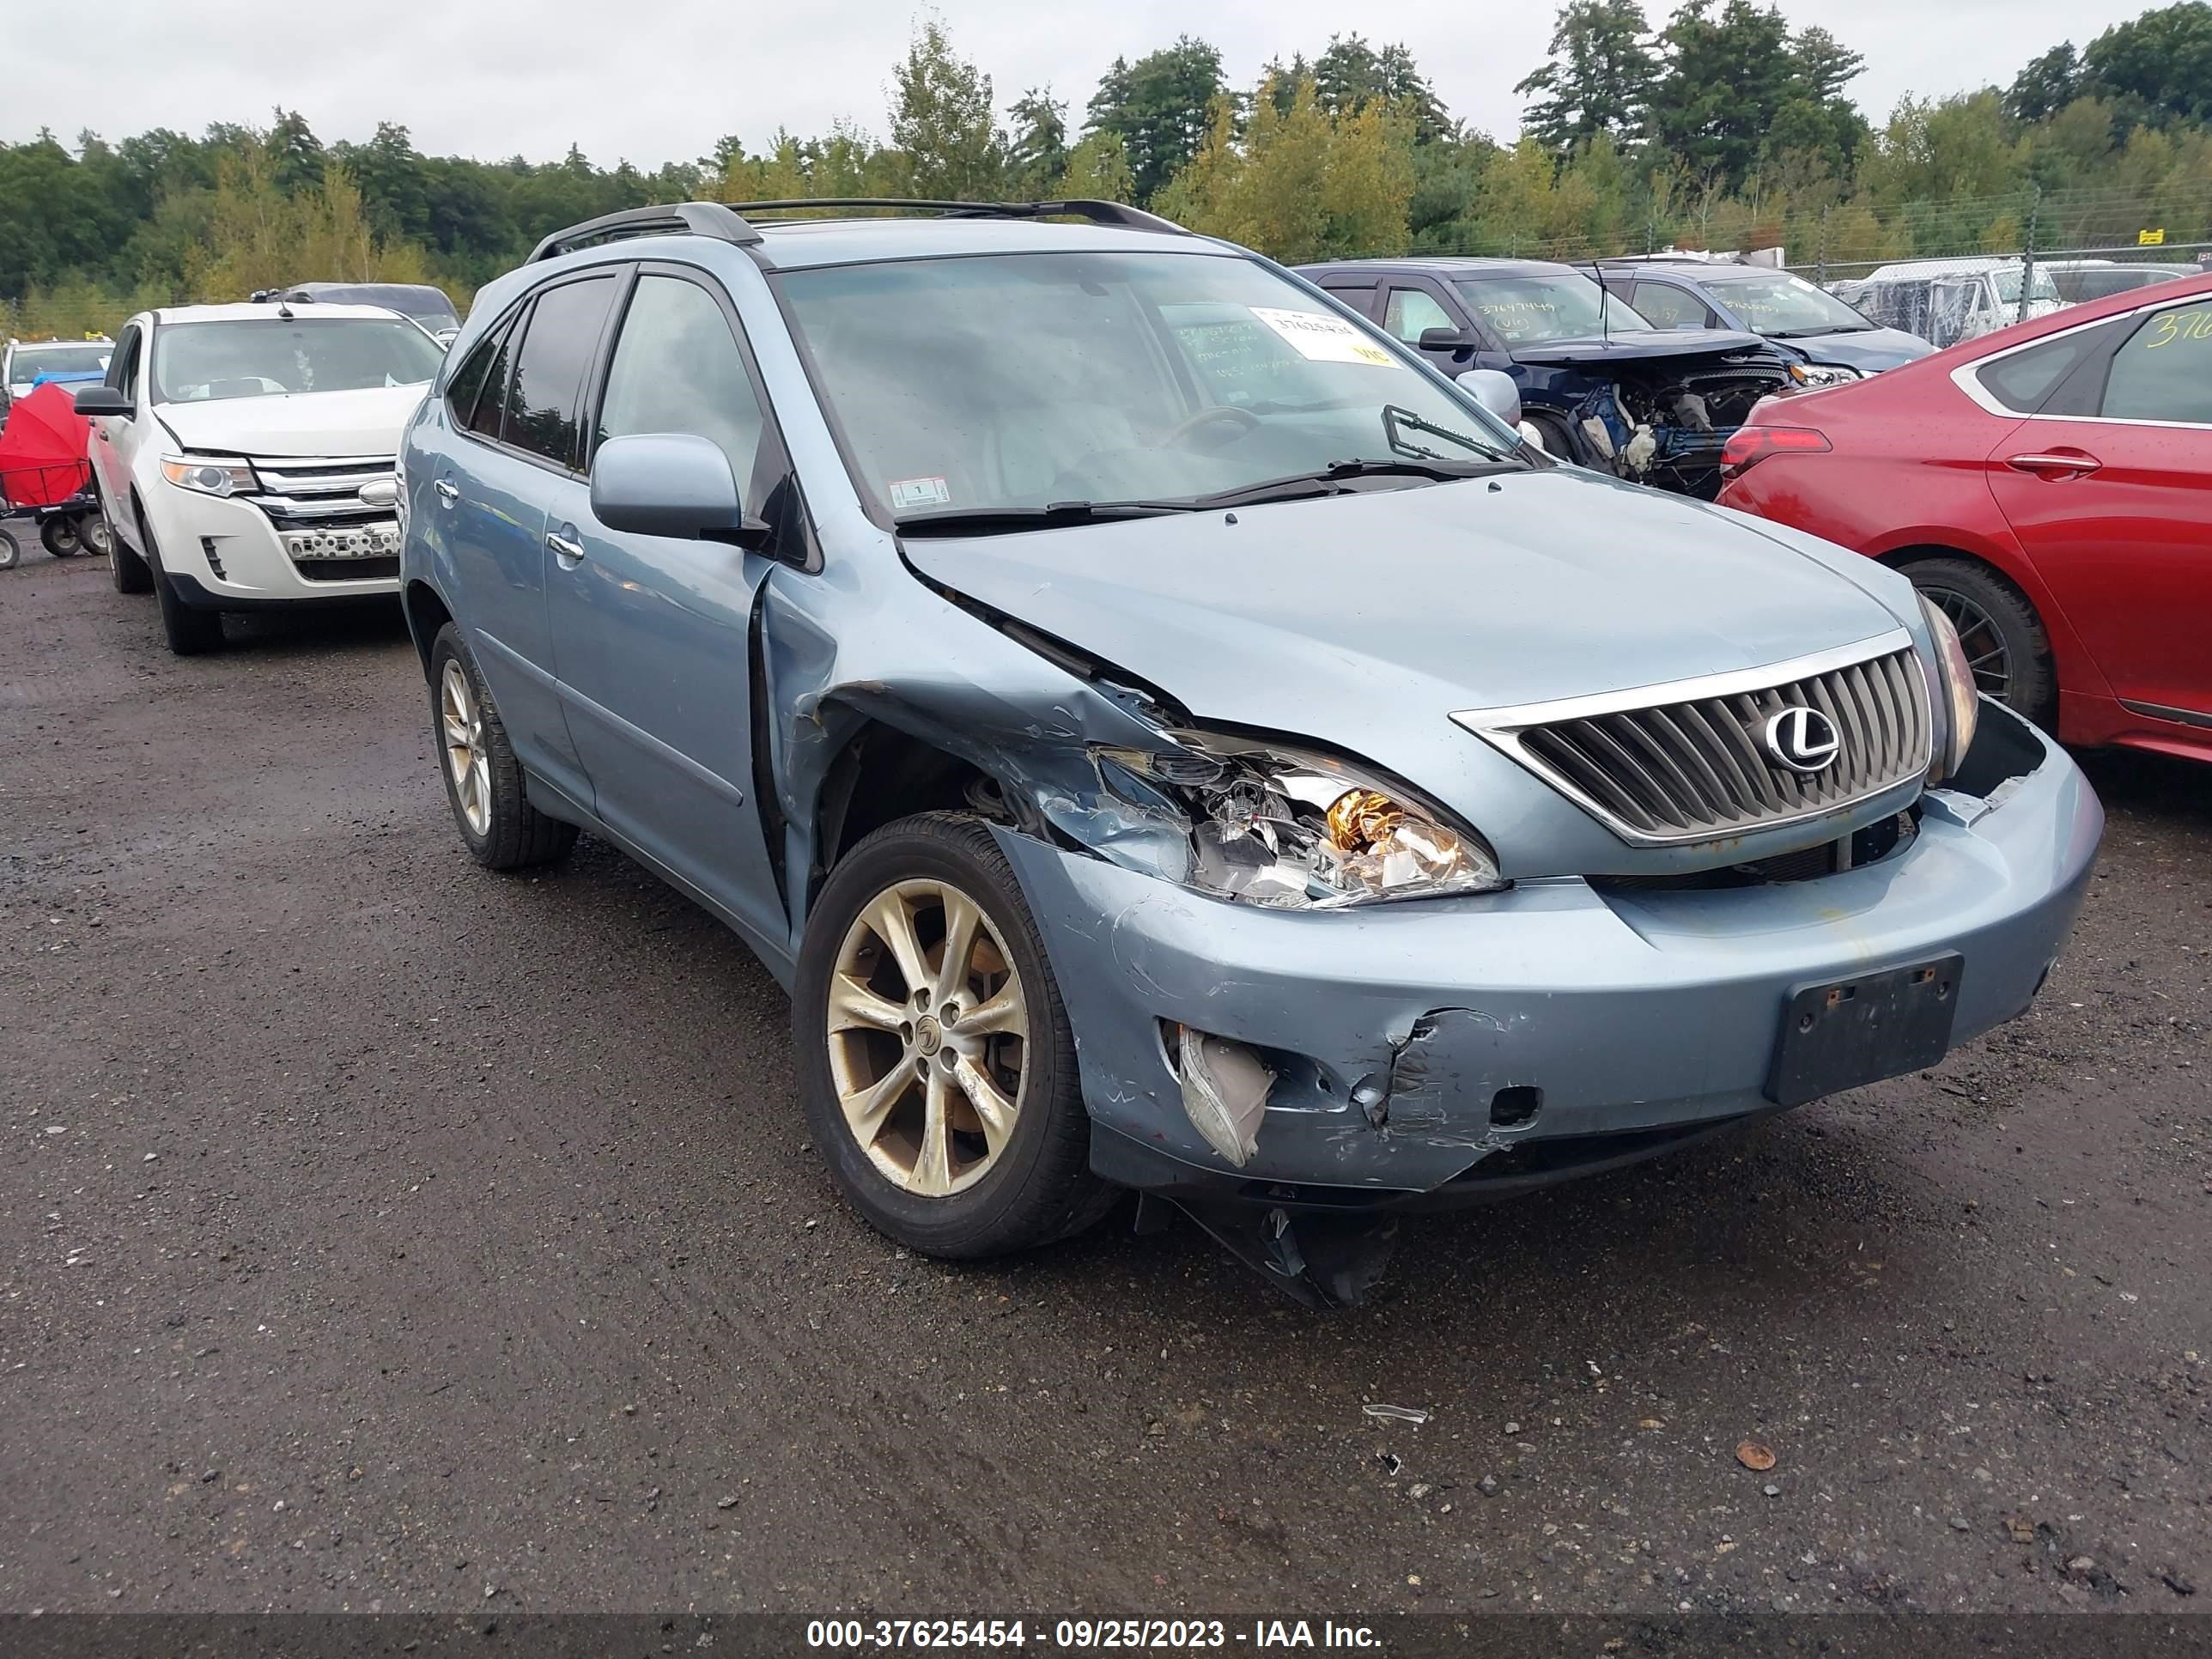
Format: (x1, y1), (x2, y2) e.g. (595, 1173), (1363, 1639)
(5, 2), (2212, 339)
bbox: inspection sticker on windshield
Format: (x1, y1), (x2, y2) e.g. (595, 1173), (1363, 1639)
(888, 476), (951, 510)
(1249, 307), (1395, 366)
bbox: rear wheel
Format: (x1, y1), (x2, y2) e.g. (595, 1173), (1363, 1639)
(1897, 556), (2055, 727)
(139, 503), (224, 655)
(0, 527), (19, 571)
(40, 515), (82, 557)
(793, 812), (1111, 1259)
(428, 623), (578, 870)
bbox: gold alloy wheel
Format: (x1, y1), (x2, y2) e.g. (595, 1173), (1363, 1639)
(439, 660), (492, 836)
(826, 878), (1030, 1198)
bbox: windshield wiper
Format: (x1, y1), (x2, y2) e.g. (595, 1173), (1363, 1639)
(1382, 403), (1502, 461)
(893, 500), (1196, 536)
(1186, 456), (1511, 510)
(1766, 324), (1872, 337)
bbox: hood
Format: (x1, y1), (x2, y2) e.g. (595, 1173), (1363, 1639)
(1783, 327), (1936, 374)
(1507, 327), (1776, 368)
(155, 383), (428, 459)
(903, 467), (1903, 744)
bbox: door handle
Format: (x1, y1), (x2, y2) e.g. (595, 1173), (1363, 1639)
(2005, 452), (2100, 477)
(547, 532), (585, 563)
(433, 478), (460, 504)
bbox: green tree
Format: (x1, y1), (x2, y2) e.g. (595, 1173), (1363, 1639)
(2006, 42), (2082, 122)
(1084, 37), (1226, 202)
(1154, 78), (1413, 264)
(1006, 88), (1069, 198)
(885, 18), (1005, 198)
(1516, 0), (1659, 155)
(2080, 1), (2212, 125)
(1054, 131), (1135, 204)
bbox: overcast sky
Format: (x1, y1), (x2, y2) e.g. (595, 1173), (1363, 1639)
(8, 0), (2158, 167)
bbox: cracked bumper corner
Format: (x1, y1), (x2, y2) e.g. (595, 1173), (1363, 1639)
(991, 704), (2100, 1212)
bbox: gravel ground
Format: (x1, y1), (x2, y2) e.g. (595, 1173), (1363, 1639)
(1, 552), (2207, 1618)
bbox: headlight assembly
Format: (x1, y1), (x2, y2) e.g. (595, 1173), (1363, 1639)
(1099, 734), (1505, 908)
(161, 457), (258, 498)
(1788, 362), (1862, 388)
(1918, 593), (1981, 781)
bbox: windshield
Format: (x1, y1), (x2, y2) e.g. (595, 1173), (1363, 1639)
(1705, 271), (1872, 334)
(778, 250), (1520, 520)
(1993, 267), (2062, 305)
(152, 318), (444, 404)
(1451, 272), (1654, 343)
(10, 343), (112, 385)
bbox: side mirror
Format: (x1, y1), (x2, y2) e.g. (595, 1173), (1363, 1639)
(1418, 325), (1473, 353)
(591, 433), (769, 549)
(74, 385), (133, 418)
(1455, 368), (1522, 431)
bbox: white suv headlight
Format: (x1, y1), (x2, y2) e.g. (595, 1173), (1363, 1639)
(1100, 734), (1505, 908)
(1919, 593), (1982, 781)
(161, 457), (258, 498)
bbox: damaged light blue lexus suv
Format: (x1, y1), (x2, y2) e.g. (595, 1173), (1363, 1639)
(397, 198), (2102, 1306)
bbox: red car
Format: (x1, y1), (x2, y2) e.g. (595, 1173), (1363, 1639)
(1718, 272), (2212, 765)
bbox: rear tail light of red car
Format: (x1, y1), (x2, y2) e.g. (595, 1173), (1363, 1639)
(1720, 425), (1832, 478)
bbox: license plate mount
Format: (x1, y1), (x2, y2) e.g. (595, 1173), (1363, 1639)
(1765, 953), (1963, 1108)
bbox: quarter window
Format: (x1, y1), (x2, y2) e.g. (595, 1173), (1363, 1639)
(1383, 287), (1456, 344)
(2101, 303), (2212, 424)
(502, 275), (620, 467)
(445, 315), (509, 431)
(1972, 330), (2106, 415)
(464, 322), (516, 442)
(594, 276), (768, 489)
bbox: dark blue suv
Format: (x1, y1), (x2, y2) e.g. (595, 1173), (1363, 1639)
(1600, 257), (1935, 378)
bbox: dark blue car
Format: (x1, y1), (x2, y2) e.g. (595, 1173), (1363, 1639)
(1599, 257), (1935, 378)
(1297, 258), (1797, 499)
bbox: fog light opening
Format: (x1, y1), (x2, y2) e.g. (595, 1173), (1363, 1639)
(1489, 1085), (1543, 1129)
(1162, 1020), (1275, 1169)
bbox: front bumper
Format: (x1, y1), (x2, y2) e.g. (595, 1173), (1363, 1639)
(996, 703), (2100, 1211)
(143, 483), (399, 604)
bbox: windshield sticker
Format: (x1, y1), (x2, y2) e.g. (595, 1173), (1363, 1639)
(1248, 307), (1395, 366)
(888, 476), (951, 511)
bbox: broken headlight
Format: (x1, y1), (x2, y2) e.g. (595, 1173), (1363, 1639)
(1918, 592), (1981, 782)
(1100, 736), (1505, 908)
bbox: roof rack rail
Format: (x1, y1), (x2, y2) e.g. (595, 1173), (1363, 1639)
(724, 198), (1188, 234)
(530, 202), (763, 264)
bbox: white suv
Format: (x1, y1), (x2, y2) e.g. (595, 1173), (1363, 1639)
(76, 301), (442, 653)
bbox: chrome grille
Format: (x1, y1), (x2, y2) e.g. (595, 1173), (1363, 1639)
(1454, 631), (1931, 846)
(244, 455), (396, 528)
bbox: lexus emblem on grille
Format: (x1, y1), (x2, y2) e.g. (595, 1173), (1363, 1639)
(1763, 705), (1841, 774)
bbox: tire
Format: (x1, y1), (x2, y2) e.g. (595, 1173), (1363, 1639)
(141, 504), (225, 655)
(428, 623), (578, 870)
(40, 515), (82, 557)
(80, 512), (112, 559)
(1897, 555), (2056, 728)
(793, 811), (1111, 1260)
(0, 527), (19, 571)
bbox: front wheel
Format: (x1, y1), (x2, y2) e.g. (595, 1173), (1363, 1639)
(793, 812), (1111, 1259)
(0, 527), (19, 571)
(428, 623), (578, 870)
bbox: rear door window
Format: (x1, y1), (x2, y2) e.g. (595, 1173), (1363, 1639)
(501, 274), (620, 468)
(2100, 301), (2212, 424)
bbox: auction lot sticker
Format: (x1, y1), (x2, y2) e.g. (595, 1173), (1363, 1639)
(1249, 307), (1395, 366)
